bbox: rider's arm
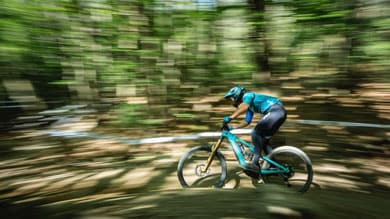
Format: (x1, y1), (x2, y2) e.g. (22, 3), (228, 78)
(229, 103), (249, 120)
(233, 108), (253, 129)
(227, 103), (250, 129)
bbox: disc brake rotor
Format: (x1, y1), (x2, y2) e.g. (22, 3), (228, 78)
(195, 164), (210, 177)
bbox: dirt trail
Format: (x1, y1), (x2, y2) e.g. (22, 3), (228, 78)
(1, 128), (389, 218)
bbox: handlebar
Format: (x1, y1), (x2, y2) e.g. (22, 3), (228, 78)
(221, 122), (231, 131)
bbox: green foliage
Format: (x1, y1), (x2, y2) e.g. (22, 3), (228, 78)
(114, 103), (147, 128)
(1, 0), (389, 124)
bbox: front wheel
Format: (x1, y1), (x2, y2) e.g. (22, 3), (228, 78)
(261, 146), (313, 193)
(177, 146), (227, 188)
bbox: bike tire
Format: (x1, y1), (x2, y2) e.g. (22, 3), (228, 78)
(260, 146), (313, 193)
(177, 145), (227, 188)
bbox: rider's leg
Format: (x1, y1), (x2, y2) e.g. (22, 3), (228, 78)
(240, 129), (264, 179)
(251, 115), (272, 165)
(250, 131), (262, 169)
(242, 133), (261, 179)
(264, 140), (273, 155)
(251, 104), (287, 161)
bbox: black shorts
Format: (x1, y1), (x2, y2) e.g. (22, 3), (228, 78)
(253, 104), (286, 138)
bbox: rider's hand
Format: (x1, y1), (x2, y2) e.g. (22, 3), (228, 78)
(223, 116), (232, 124)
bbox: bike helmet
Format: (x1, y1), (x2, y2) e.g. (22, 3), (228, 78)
(224, 85), (246, 107)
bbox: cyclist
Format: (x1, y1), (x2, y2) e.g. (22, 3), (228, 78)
(223, 85), (287, 178)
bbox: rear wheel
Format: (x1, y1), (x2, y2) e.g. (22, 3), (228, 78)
(261, 146), (313, 193)
(177, 146), (227, 188)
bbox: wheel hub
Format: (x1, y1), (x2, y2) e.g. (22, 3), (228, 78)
(282, 164), (294, 178)
(195, 164), (210, 177)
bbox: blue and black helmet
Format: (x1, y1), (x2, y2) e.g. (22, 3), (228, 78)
(224, 85), (246, 107)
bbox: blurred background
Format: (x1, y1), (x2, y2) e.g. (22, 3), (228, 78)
(0, 0), (389, 218)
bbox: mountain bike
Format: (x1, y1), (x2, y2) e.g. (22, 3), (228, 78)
(177, 122), (313, 193)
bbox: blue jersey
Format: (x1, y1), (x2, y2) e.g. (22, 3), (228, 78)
(242, 92), (282, 124)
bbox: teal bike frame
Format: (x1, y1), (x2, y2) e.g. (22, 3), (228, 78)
(203, 125), (290, 176)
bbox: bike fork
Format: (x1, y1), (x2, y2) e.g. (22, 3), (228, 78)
(202, 137), (223, 173)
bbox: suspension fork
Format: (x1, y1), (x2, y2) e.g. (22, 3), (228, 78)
(202, 137), (224, 172)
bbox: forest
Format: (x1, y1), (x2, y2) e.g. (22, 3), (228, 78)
(0, 0), (389, 218)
